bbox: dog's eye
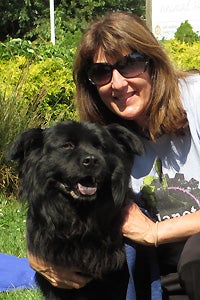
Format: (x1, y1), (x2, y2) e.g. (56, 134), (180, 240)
(63, 142), (74, 150)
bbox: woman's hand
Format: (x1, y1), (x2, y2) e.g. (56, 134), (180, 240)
(27, 252), (92, 289)
(122, 203), (157, 246)
(122, 203), (200, 246)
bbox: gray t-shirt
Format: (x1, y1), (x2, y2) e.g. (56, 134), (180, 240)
(131, 74), (200, 221)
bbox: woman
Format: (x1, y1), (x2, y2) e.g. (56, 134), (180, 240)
(29, 11), (200, 299)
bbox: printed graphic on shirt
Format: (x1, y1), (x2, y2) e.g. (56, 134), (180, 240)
(140, 159), (200, 221)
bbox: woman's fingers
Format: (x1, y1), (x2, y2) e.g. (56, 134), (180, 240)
(27, 252), (92, 289)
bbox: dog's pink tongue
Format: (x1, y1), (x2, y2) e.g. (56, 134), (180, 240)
(78, 183), (97, 195)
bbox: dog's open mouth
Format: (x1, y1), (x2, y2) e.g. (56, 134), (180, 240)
(77, 177), (97, 196)
(70, 176), (97, 199)
(54, 176), (98, 200)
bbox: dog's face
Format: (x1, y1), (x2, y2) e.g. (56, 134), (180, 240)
(8, 121), (143, 208)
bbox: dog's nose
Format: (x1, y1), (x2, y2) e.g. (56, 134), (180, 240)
(82, 155), (97, 167)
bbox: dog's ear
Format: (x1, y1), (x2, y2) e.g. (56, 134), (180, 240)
(106, 124), (144, 156)
(7, 128), (44, 161)
(111, 166), (128, 208)
(106, 124), (143, 207)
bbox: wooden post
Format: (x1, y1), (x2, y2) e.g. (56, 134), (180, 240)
(146, 0), (152, 31)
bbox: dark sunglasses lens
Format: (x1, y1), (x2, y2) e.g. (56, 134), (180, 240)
(88, 64), (112, 86)
(118, 56), (147, 78)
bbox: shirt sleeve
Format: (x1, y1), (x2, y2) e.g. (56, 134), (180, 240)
(180, 74), (200, 141)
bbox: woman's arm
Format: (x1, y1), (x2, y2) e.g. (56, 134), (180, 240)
(27, 252), (92, 289)
(122, 203), (200, 246)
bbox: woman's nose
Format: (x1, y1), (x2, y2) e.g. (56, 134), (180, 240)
(111, 69), (128, 89)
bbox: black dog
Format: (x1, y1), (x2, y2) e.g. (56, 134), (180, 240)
(8, 121), (143, 300)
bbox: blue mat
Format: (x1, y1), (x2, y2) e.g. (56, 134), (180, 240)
(0, 251), (162, 299)
(0, 253), (37, 292)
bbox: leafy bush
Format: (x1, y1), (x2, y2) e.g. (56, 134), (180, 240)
(0, 51), (77, 194)
(0, 53), (77, 120)
(163, 40), (200, 70)
(0, 37), (77, 60)
(0, 63), (46, 194)
(174, 20), (199, 44)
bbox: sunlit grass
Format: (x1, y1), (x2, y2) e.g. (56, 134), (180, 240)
(0, 289), (42, 300)
(0, 194), (42, 299)
(0, 195), (26, 255)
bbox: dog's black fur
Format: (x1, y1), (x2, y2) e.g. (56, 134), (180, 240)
(8, 121), (143, 300)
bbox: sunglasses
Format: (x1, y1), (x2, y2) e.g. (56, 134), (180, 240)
(87, 52), (149, 86)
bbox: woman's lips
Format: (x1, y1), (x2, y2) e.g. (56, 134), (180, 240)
(113, 91), (136, 101)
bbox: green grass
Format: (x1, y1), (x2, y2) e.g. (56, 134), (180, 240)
(0, 195), (26, 256)
(0, 289), (42, 300)
(0, 194), (42, 299)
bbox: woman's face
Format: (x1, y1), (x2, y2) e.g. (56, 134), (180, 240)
(94, 49), (152, 127)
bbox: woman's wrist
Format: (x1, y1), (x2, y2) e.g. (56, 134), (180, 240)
(153, 211), (200, 245)
(154, 221), (159, 247)
(142, 220), (159, 246)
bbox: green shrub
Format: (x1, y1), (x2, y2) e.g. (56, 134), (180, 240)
(0, 54), (77, 194)
(163, 40), (200, 70)
(174, 20), (199, 44)
(0, 36), (79, 61)
(0, 54), (77, 122)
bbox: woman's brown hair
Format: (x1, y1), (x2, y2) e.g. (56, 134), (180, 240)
(73, 11), (188, 141)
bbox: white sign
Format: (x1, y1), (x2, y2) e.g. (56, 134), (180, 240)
(152, 0), (200, 40)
